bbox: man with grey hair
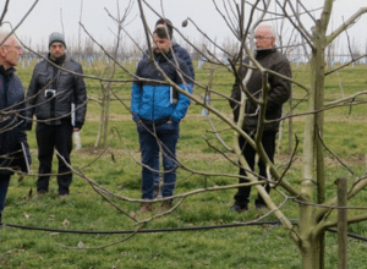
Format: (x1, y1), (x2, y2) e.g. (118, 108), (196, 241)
(229, 25), (291, 212)
(0, 32), (31, 225)
(26, 32), (87, 198)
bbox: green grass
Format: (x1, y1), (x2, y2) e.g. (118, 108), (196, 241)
(1, 63), (367, 268)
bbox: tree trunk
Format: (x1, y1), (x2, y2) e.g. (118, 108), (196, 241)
(301, 235), (322, 269)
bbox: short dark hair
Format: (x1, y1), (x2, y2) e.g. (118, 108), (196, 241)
(155, 18), (173, 38)
(154, 27), (171, 40)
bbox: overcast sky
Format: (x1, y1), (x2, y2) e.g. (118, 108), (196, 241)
(2, 0), (367, 50)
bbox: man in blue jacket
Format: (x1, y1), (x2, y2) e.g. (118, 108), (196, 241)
(150, 18), (195, 198)
(131, 27), (192, 212)
(0, 33), (31, 226)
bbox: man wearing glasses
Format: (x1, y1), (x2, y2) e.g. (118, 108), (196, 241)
(229, 25), (292, 212)
(0, 32), (31, 226)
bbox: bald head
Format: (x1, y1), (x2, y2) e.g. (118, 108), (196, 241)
(255, 25), (276, 49)
(0, 33), (23, 69)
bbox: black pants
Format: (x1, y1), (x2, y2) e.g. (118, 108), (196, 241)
(0, 174), (11, 222)
(36, 122), (73, 195)
(234, 130), (276, 206)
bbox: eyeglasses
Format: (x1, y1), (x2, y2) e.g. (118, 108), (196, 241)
(254, 36), (273, 40)
(3, 44), (23, 51)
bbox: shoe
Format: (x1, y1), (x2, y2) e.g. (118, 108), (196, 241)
(37, 189), (48, 195)
(161, 201), (173, 210)
(58, 194), (68, 199)
(137, 203), (153, 214)
(255, 203), (267, 209)
(230, 203), (248, 213)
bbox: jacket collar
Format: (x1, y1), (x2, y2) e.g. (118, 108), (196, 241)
(0, 65), (15, 79)
(255, 47), (276, 58)
(48, 53), (67, 65)
(154, 49), (173, 62)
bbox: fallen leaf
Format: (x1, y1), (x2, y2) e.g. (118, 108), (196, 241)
(49, 232), (59, 236)
(276, 236), (284, 241)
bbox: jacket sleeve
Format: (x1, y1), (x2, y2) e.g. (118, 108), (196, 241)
(230, 65), (247, 122)
(175, 44), (195, 82)
(74, 63), (87, 129)
(130, 62), (143, 121)
(25, 65), (39, 130)
(266, 57), (291, 112)
(170, 61), (192, 122)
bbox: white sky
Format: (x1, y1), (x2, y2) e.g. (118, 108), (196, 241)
(2, 0), (367, 51)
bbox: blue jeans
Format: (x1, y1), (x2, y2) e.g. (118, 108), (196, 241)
(137, 120), (179, 200)
(0, 174), (11, 221)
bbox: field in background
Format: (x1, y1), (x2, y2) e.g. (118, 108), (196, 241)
(1, 62), (367, 268)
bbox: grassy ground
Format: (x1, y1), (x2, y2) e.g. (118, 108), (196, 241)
(1, 61), (367, 268)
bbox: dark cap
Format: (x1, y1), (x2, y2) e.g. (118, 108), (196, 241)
(49, 32), (66, 48)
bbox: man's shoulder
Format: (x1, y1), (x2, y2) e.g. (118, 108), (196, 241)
(137, 56), (152, 69)
(33, 59), (47, 69)
(273, 50), (290, 63)
(66, 57), (82, 67)
(173, 43), (189, 56)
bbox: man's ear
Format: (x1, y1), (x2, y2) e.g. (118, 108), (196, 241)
(0, 46), (5, 57)
(271, 37), (276, 47)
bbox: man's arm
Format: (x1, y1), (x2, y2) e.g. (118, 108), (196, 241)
(170, 60), (192, 122)
(267, 57), (291, 111)
(74, 63), (87, 130)
(230, 65), (247, 122)
(130, 62), (143, 121)
(25, 66), (39, 131)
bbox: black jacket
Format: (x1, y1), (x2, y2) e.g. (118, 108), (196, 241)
(26, 54), (87, 129)
(230, 48), (291, 132)
(0, 66), (31, 175)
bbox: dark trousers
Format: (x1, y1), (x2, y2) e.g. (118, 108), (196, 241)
(138, 121), (179, 200)
(36, 122), (73, 195)
(234, 131), (276, 206)
(0, 174), (11, 222)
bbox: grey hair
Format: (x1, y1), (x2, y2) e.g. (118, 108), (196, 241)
(268, 26), (277, 39)
(257, 25), (277, 39)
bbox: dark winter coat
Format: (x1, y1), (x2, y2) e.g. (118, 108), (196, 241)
(26, 54), (87, 130)
(0, 66), (31, 175)
(131, 50), (192, 123)
(229, 48), (291, 132)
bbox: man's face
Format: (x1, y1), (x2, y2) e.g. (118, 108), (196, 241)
(255, 26), (275, 49)
(0, 36), (23, 69)
(50, 42), (66, 58)
(153, 33), (171, 54)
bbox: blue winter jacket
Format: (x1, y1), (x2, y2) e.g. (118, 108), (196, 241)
(131, 51), (192, 123)
(0, 66), (31, 175)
